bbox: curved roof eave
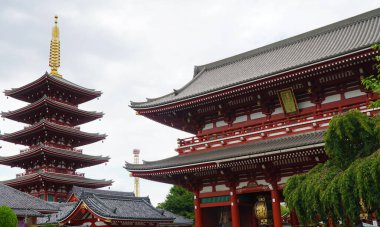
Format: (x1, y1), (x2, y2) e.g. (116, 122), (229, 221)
(0, 146), (109, 164)
(4, 73), (102, 97)
(130, 8), (380, 110)
(125, 130), (326, 172)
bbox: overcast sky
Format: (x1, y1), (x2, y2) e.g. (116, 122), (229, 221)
(0, 0), (379, 206)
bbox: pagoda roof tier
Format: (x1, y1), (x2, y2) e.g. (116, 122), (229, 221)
(0, 145), (109, 169)
(1, 96), (103, 126)
(0, 120), (106, 147)
(130, 8), (380, 110)
(2, 171), (113, 188)
(4, 73), (102, 105)
(125, 130), (325, 172)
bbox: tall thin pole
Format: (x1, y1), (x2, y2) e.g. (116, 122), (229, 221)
(133, 149), (140, 197)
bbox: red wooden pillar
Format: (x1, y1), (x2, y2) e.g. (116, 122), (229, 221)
(194, 191), (202, 227)
(372, 212), (380, 227)
(230, 187), (240, 227)
(290, 210), (299, 227)
(328, 215), (334, 227)
(271, 189), (282, 227)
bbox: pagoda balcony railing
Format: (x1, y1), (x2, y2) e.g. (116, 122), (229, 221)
(48, 118), (75, 128)
(176, 104), (380, 154)
(50, 96), (77, 107)
(42, 142), (82, 153)
(47, 118), (81, 129)
(18, 168), (85, 177)
(25, 118), (78, 129)
(20, 142), (82, 153)
(16, 173), (26, 178)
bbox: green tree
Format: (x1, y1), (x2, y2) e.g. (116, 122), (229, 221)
(284, 110), (380, 225)
(157, 185), (194, 220)
(281, 204), (290, 216)
(0, 206), (18, 227)
(362, 43), (380, 108)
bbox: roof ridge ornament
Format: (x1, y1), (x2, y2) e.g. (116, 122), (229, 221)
(49, 15), (61, 78)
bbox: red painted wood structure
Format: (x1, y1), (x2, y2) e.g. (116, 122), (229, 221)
(0, 16), (112, 202)
(126, 8), (380, 227)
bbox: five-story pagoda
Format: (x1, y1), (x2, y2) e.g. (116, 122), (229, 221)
(0, 16), (112, 202)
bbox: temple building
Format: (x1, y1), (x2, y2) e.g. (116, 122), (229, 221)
(0, 16), (112, 202)
(0, 183), (59, 226)
(38, 186), (193, 227)
(126, 8), (380, 227)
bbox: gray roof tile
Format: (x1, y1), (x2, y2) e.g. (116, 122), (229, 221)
(12, 208), (44, 217)
(157, 209), (193, 225)
(131, 8), (380, 109)
(38, 203), (77, 224)
(0, 183), (58, 215)
(125, 130), (325, 171)
(55, 187), (174, 222)
(82, 194), (171, 220)
(40, 187), (192, 225)
(71, 186), (134, 198)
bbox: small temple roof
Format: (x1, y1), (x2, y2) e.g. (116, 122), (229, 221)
(38, 187), (192, 226)
(0, 145), (109, 167)
(0, 119), (106, 147)
(2, 172), (113, 188)
(125, 130), (325, 171)
(1, 95), (103, 126)
(0, 183), (59, 216)
(76, 194), (167, 221)
(56, 187), (175, 224)
(4, 73), (102, 105)
(131, 8), (380, 109)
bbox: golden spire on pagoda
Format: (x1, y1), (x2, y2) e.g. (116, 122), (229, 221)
(49, 15), (61, 77)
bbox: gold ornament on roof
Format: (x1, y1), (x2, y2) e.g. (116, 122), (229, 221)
(49, 15), (61, 77)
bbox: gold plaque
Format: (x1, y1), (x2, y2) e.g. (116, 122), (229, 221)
(278, 88), (298, 115)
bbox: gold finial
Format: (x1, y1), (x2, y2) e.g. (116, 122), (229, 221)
(49, 15), (61, 77)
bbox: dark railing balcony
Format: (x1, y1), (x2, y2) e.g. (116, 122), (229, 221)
(19, 142), (82, 153)
(19, 168), (85, 177)
(176, 103), (379, 154)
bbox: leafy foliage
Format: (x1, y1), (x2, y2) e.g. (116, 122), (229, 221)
(362, 43), (380, 107)
(284, 110), (380, 225)
(324, 109), (379, 169)
(280, 204), (290, 216)
(0, 205), (18, 227)
(157, 185), (194, 220)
